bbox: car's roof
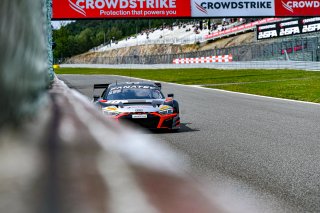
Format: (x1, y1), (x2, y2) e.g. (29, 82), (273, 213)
(109, 82), (158, 88)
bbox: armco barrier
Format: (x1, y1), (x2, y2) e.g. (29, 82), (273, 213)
(61, 61), (320, 71)
(173, 55), (233, 64)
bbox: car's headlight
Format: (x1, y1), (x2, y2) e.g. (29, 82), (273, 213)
(102, 106), (120, 116)
(159, 105), (174, 115)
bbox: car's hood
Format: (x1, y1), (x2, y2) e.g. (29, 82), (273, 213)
(118, 105), (159, 113)
(100, 99), (166, 113)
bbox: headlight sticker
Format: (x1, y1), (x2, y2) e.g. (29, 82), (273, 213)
(102, 106), (120, 116)
(159, 105), (174, 114)
(159, 105), (171, 111)
(103, 106), (118, 111)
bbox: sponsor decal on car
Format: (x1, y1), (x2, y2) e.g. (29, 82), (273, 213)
(110, 85), (157, 90)
(159, 105), (174, 114)
(159, 105), (171, 111)
(106, 100), (128, 104)
(102, 106), (121, 116)
(103, 106), (118, 111)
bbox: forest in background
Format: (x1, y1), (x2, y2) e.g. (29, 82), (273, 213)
(52, 19), (194, 62)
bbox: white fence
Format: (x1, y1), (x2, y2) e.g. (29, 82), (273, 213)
(92, 18), (289, 53)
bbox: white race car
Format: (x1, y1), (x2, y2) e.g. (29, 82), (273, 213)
(94, 82), (180, 130)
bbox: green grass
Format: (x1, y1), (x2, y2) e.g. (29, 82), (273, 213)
(55, 68), (320, 103)
(210, 78), (320, 103)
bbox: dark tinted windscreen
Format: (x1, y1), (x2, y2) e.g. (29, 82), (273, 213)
(105, 87), (164, 100)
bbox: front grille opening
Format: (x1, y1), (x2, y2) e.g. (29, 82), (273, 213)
(119, 115), (160, 129)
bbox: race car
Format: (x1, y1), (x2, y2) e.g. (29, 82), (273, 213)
(93, 82), (180, 130)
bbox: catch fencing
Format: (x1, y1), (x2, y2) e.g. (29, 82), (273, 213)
(61, 61), (320, 71)
(65, 34), (320, 67)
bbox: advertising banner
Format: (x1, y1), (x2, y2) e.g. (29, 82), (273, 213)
(257, 17), (320, 40)
(191, 0), (275, 17)
(205, 18), (280, 40)
(52, 0), (320, 20)
(275, 0), (320, 16)
(52, 0), (191, 19)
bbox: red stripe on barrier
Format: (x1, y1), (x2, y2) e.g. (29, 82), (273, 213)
(173, 55), (232, 64)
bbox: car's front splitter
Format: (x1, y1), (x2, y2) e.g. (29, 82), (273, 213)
(114, 112), (180, 129)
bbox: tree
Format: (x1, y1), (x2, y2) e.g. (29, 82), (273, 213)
(77, 28), (94, 52)
(52, 19), (194, 61)
(106, 27), (122, 41)
(95, 30), (105, 45)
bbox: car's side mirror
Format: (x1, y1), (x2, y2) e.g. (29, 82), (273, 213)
(93, 95), (100, 101)
(167, 93), (174, 98)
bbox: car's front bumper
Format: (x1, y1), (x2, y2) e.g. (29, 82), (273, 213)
(114, 112), (180, 129)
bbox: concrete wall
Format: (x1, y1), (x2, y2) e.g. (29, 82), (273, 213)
(0, 0), (49, 126)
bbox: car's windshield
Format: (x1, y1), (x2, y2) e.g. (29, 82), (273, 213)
(105, 87), (164, 100)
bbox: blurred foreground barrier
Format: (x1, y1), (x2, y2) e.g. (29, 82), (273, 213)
(0, 76), (225, 213)
(0, 0), (49, 126)
(0, 0), (227, 212)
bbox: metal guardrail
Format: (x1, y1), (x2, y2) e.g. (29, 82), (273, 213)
(61, 61), (320, 71)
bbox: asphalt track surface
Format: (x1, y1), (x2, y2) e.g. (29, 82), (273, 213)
(59, 74), (320, 212)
